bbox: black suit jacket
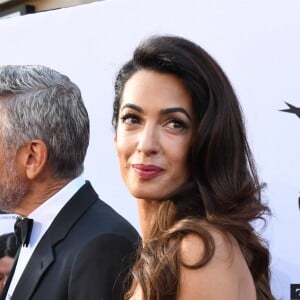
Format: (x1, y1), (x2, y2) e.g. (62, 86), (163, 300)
(8, 182), (140, 300)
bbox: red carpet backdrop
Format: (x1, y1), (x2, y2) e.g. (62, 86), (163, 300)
(0, 1), (299, 298)
(0, 214), (18, 235)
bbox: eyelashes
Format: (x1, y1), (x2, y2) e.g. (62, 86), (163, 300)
(166, 118), (189, 131)
(119, 113), (189, 133)
(120, 113), (141, 125)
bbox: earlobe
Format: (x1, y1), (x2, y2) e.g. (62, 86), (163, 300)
(22, 140), (48, 180)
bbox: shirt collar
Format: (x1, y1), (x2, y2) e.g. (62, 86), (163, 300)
(27, 175), (85, 247)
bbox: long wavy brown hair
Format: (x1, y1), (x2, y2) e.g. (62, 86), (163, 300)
(113, 35), (275, 300)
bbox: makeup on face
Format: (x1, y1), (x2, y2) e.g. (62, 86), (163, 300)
(115, 70), (193, 201)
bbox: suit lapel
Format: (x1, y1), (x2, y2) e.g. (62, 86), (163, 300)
(11, 238), (54, 300)
(11, 182), (98, 300)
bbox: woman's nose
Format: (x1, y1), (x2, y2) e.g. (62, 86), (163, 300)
(137, 124), (160, 155)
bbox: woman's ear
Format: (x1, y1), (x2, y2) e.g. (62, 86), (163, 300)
(18, 139), (48, 180)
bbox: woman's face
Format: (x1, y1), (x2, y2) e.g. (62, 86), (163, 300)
(0, 256), (14, 293)
(115, 70), (194, 201)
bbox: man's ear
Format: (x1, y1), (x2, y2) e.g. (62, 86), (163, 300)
(18, 140), (48, 180)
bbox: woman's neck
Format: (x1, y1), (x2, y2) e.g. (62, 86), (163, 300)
(136, 198), (160, 242)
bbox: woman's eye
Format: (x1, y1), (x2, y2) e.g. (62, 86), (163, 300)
(120, 114), (140, 125)
(166, 119), (188, 131)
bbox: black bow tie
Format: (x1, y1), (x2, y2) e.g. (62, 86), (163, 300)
(14, 217), (33, 247)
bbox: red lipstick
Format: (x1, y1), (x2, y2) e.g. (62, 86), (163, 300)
(132, 164), (164, 179)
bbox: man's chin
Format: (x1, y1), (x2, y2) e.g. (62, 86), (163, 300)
(0, 190), (28, 213)
(0, 202), (18, 213)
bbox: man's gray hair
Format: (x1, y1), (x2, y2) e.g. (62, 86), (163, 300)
(0, 65), (89, 179)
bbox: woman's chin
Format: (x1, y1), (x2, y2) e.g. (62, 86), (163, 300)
(130, 189), (171, 202)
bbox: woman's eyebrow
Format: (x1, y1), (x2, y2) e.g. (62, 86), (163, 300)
(160, 107), (192, 121)
(120, 104), (191, 121)
(120, 103), (143, 113)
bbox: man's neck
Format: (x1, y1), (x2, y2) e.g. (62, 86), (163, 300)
(13, 178), (72, 217)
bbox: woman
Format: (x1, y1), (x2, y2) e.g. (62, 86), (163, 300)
(112, 35), (274, 299)
(0, 233), (18, 295)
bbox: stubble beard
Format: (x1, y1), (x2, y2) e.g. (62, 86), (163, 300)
(0, 151), (29, 212)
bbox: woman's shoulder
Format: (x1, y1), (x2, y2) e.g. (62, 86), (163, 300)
(180, 223), (232, 265)
(178, 222), (256, 300)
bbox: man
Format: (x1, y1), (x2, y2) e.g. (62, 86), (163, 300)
(0, 65), (140, 300)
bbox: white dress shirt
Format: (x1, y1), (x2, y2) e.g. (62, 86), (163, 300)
(6, 175), (85, 300)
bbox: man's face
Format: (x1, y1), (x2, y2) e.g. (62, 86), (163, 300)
(0, 142), (29, 212)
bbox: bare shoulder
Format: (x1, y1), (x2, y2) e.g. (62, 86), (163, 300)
(178, 224), (256, 300)
(180, 225), (232, 265)
(128, 284), (143, 300)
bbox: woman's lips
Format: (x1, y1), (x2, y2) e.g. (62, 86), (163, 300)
(132, 164), (164, 179)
